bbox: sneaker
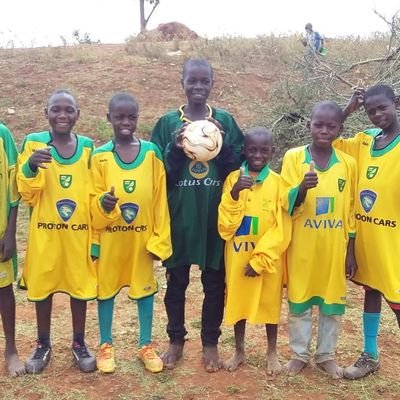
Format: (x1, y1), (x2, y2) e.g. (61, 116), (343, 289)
(71, 341), (96, 373)
(138, 344), (163, 373)
(25, 341), (52, 374)
(97, 343), (116, 374)
(344, 352), (380, 379)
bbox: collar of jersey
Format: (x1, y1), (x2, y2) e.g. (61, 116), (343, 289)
(178, 104), (213, 122)
(369, 129), (400, 157)
(111, 139), (155, 170)
(47, 132), (83, 165)
(241, 161), (270, 183)
(304, 145), (339, 171)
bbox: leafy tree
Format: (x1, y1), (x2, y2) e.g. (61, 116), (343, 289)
(139, 0), (160, 32)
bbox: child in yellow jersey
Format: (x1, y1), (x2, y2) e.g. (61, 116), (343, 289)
(218, 127), (291, 375)
(0, 123), (25, 377)
(280, 101), (357, 379)
(91, 92), (171, 374)
(17, 90), (97, 374)
(337, 84), (400, 379)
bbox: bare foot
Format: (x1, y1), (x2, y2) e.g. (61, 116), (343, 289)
(223, 351), (245, 372)
(282, 359), (307, 376)
(266, 351), (281, 375)
(316, 360), (344, 379)
(161, 343), (183, 370)
(5, 352), (26, 377)
(202, 345), (223, 373)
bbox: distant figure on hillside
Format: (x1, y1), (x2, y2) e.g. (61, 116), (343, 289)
(303, 23), (325, 56)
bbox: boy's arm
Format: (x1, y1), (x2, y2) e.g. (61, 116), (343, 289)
(146, 154), (172, 261)
(217, 171), (247, 241)
(90, 154), (121, 231)
(17, 139), (46, 207)
(213, 115), (244, 181)
(249, 198), (292, 275)
(0, 205), (17, 262)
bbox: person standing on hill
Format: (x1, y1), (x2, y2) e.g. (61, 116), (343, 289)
(303, 23), (325, 55)
(151, 58), (244, 372)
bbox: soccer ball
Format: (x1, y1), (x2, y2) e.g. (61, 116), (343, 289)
(181, 120), (223, 162)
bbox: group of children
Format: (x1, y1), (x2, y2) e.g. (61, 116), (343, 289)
(0, 57), (399, 382)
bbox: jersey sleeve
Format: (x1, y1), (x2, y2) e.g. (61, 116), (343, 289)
(249, 184), (292, 274)
(346, 155), (357, 238)
(17, 138), (46, 207)
(145, 154), (172, 261)
(333, 133), (363, 162)
(217, 171), (245, 240)
(1, 125), (20, 207)
(280, 149), (305, 216)
(90, 154), (121, 231)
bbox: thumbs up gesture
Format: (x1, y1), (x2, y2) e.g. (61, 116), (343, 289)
(301, 160), (318, 190)
(230, 166), (254, 200)
(102, 186), (119, 212)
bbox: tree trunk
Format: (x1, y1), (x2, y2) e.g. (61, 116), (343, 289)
(140, 0), (146, 32)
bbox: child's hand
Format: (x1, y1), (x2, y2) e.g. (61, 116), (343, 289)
(175, 123), (189, 149)
(148, 252), (161, 261)
(0, 230), (16, 262)
(343, 87), (365, 117)
(300, 161), (318, 191)
(231, 167), (253, 200)
(345, 239), (358, 279)
(207, 117), (225, 138)
(244, 264), (259, 277)
(28, 147), (52, 171)
(102, 186), (119, 212)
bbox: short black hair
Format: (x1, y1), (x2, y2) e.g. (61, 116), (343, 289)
(108, 92), (139, 114)
(182, 58), (213, 79)
(244, 126), (273, 144)
(364, 84), (396, 102)
(311, 100), (343, 122)
(47, 89), (78, 107)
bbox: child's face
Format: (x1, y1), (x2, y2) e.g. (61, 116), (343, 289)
(364, 94), (397, 131)
(243, 134), (274, 172)
(45, 93), (79, 134)
(107, 100), (138, 140)
(181, 64), (213, 106)
(309, 108), (342, 148)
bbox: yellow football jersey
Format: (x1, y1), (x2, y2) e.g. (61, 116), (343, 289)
(218, 163), (291, 325)
(0, 124), (19, 287)
(17, 132), (97, 301)
(281, 146), (357, 315)
(335, 129), (400, 304)
(91, 140), (172, 300)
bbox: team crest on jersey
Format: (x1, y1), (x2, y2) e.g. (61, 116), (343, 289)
(56, 199), (76, 222)
(59, 174), (72, 188)
(120, 203), (139, 224)
(189, 161), (209, 179)
(366, 166), (379, 179)
(338, 178), (346, 192)
(360, 190), (377, 213)
(123, 180), (136, 193)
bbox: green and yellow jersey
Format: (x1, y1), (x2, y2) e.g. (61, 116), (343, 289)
(218, 164), (291, 325)
(281, 146), (357, 315)
(0, 123), (19, 287)
(335, 129), (400, 305)
(91, 140), (172, 300)
(151, 105), (243, 270)
(17, 131), (96, 301)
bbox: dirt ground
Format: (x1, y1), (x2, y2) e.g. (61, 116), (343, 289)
(0, 44), (399, 400)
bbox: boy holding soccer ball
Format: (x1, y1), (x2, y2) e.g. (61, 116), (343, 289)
(151, 58), (244, 372)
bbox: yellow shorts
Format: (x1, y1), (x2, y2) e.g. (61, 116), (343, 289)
(0, 257), (17, 288)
